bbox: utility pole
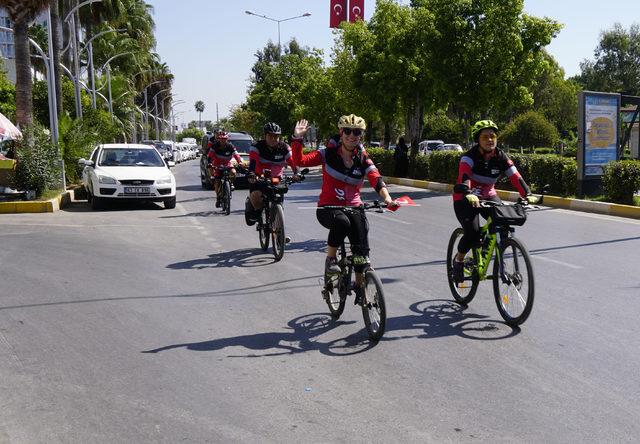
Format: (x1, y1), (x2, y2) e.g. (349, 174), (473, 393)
(216, 102), (219, 126)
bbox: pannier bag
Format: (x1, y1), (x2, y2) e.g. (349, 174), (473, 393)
(490, 203), (527, 226)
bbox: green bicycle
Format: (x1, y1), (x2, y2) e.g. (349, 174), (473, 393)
(446, 198), (542, 326)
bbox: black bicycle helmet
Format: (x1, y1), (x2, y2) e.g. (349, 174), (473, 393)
(263, 122), (282, 135)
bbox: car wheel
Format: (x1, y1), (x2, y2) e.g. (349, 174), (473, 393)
(91, 195), (103, 210)
(164, 196), (177, 209)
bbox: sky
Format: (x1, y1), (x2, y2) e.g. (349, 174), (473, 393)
(146, 0), (640, 126)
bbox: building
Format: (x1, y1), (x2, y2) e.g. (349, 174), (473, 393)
(0, 8), (48, 84)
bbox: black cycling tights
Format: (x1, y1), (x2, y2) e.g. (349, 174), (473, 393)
(316, 207), (369, 270)
(453, 195), (501, 254)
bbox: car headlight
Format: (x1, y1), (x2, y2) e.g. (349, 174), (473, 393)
(156, 176), (173, 185)
(98, 174), (117, 184)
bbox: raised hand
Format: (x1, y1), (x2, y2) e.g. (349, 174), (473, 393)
(294, 119), (309, 138)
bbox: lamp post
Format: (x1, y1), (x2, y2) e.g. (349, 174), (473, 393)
(80, 28), (126, 108)
(141, 80), (164, 139)
(63, 0), (105, 119)
(151, 88), (171, 139)
(245, 10), (311, 60)
(98, 51), (135, 119)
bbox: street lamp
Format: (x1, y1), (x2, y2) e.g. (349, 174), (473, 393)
(151, 88), (171, 139)
(99, 51), (135, 119)
(80, 28), (126, 108)
(245, 10), (312, 60)
(141, 80), (164, 139)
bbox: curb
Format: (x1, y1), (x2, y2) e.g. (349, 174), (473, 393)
(383, 176), (640, 220)
(0, 190), (72, 214)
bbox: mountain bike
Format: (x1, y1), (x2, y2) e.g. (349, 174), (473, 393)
(446, 197), (543, 326)
(215, 166), (235, 216)
(255, 168), (308, 261)
(321, 201), (391, 341)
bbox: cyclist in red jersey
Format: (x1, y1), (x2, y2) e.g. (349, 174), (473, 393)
(451, 119), (538, 282)
(291, 115), (399, 277)
(244, 122), (300, 225)
(207, 130), (244, 208)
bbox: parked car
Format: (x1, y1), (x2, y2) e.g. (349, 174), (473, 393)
(79, 143), (176, 210)
(140, 139), (172, 161)
(418, 139), (445, 155)
(163, 140), (181, 163)
(200, 131), (254, 189)
(440, 143), (464, 152)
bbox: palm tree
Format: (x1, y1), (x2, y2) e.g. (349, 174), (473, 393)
(194, 100), (205, 130)
(0, 0), (50, 127)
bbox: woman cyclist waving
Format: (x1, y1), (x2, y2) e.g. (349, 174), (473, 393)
(291, 115), (399, 279)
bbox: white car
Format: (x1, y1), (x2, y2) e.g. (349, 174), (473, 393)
(163, 140), (181, 163)
(79, 143), (177, 210)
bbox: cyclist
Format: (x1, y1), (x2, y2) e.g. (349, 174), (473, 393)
(207, 130), (244, 208)
(244, 122), (300, 225)
(452, 119), (538, 282)
(291, 115), (399, 280)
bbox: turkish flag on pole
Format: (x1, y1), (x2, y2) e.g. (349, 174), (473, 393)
(349, 0), (364, 22)
(329, 0), (347, 28)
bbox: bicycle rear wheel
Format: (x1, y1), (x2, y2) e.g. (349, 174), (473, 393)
(223, 181), (231, 215)
(258, 208), (269, 251)
(361, 269), (386, 341)
(271, 203), (286, 261)
(323, 246), (347, 319)
(446, 228), (479, 305)
(493, 237), (534, 326)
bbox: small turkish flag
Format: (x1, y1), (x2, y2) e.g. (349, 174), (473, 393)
(349, 0), (364, 22)
(396, 196), (417, 206)
(330, 0), (347, 28)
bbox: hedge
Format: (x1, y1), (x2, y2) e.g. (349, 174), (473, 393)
(603, 160), (640, 205)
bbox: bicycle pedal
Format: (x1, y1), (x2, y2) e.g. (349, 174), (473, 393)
(285, 236), (291, 244)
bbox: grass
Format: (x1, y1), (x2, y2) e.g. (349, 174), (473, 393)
(38, 189), (65, 200)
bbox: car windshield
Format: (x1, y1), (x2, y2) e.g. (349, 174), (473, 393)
(427, 142), (444, 151)
(98, 148), (164, 167)
(230, 139), (253, 152)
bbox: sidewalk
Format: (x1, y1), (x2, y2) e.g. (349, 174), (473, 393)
(0, 190), (72, 214)
(383, 176), (640, 220)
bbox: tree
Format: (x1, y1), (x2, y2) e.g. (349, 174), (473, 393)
(528, 52), (581, 138)
(422, 0), (562, 138)
(176, 127), (203, 142)
(0, 0), (51, 127)
(0, 66), (16, 121)
(228, 104), (262, 138)
(501, 110), (559, 149)
(194, 100), (205, 129)
(575, 23), (640, 96)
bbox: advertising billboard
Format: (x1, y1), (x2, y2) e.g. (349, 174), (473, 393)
(579, 92), (620, 177)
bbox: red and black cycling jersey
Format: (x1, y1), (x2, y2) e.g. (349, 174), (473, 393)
(291, 136), (385, 207)
(453, 145), (530, 201)
(249, 140), (296, 178)
(207, 141), (242, 167)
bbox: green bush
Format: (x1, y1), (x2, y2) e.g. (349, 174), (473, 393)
(423, 110), (464, 143)
(502, 110), (560, 150)
(176, 127), (204, 142)
(602, 160), (640, 205)
(409, 153), (429, 180)
(15, 124), (62, 196)
(534, 147), (555, 155)
(366, 147), (395, 176)
(427, 151), (462, 183)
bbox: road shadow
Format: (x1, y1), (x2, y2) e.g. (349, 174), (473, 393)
(167, 247), (277, 269)
(176, 184), (205, 192)
(142, 300), (518, 358)
(142, 313), (365, 357)
(61, 200), (164, 213)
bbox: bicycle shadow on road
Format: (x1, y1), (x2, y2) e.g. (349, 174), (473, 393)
(167, 248), (277, 269)
(141, 313), (367, 357)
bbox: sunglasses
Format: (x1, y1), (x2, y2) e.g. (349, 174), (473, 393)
(479, 133), (497, 141)
(342, 128), (363, 136)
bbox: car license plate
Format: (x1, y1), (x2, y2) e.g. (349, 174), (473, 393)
(124, 187), (150, 194)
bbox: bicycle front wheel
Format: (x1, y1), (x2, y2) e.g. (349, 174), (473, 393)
(223, 181), (231, 215)
(271, 203), (286, 261)
(493, 237), (534, 326)
(258, 209), (269, 251)
(361, 269), (386, 341)
(323, 248), (347, 319)
(446, 228), (479, 305)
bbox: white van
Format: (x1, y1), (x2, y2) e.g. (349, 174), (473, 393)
(418, 139), (444, 155)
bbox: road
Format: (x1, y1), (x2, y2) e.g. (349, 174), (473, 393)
(1, 158), (639, 443)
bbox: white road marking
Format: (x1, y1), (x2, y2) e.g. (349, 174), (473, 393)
(0, 223), (197, 229)
(532, 255), (583, 269)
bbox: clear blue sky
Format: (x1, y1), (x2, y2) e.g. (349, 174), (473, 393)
(146, 0), (640, 125)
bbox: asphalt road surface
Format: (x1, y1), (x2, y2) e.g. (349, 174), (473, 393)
(1, 158), (639, 443)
